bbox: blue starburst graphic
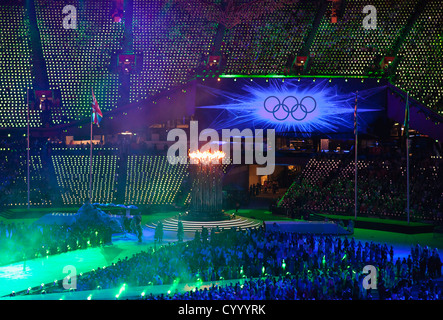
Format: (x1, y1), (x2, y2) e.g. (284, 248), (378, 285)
(197, 79), (385, 137)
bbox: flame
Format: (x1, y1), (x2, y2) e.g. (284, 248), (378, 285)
(189, 150), (225, 165)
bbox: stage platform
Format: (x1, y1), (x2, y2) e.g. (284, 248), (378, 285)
(146, 217), (262, 232)
(315, 214), (435, 234)
(264, 220), (351, 235)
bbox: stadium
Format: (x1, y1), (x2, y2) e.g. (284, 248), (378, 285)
(0, 0), (442, 305)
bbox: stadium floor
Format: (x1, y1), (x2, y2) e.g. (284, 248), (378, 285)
(0, 210), (442, 299)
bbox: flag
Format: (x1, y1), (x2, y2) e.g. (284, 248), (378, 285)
(91, 88), (103, 127)
(403, 92), (409, 138)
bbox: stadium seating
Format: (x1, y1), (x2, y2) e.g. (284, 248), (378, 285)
(0, 5), (40, 128)
(300, 157), (342, 184)
(51, 149), (119, 205)
(131, 0), (217, 102)
(18, 154), (53, 206)
(0, 143), (53, 206)
(395, 0), (443, 113)
(1, 0), (441, 124)
(1, 146), (191, 207)
(34, 0), (124, 124)
(279, 153), (443, 222)
(124, 155), (188, 204)
(309, 0), (418, 76)
(221, 0), (317, 75)
(0, 0), (441, 225)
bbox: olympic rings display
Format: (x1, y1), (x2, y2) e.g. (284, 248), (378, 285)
(263, 95), (317, 121)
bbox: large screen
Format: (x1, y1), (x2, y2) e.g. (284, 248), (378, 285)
(195, 77), (388, 138)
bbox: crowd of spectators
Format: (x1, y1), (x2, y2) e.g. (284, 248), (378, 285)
(279, 152), (443, 222)
(31, 226), (439, 300)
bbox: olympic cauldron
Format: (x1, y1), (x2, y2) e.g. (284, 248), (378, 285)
(187, 150), (226, 221)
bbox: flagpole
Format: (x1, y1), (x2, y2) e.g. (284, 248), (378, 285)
(406, 92), (410, 224)
(27, 88), (30, 210)
(90, 87), (102, 203)
(89, 110), (93, 202)
(354, 91), (358, 220)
